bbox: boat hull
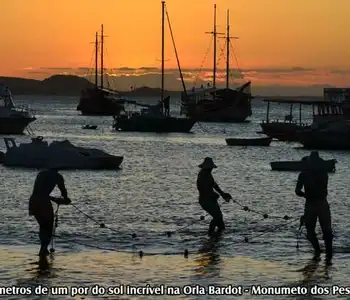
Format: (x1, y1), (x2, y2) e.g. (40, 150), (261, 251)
(297, 131), (350, 150)
(225, 137), (272, 146)
(260, 122), (309, 142)
(0, 116), (36, 134)
(3, 154), (123, 170)
(113, 116), (196, 133)
(270, 159), (336, 172)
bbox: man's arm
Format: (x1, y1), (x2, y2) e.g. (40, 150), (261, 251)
(213, 181), (225, 197)
(213, 178), (231, 201)
(50, 173), (71, 205)
(295, 173), (305, 197)
(56, 174), (68, 199)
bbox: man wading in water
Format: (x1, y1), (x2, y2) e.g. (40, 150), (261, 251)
(197, 157), (232, 236)
(295, 151), (333, 265)
(29, 164), (71, 257)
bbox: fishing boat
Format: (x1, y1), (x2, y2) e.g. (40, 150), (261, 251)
(112, 1), (196, 133)
(260, 98), (345, 142)
(225, 137), (272, 146)
(0, 84), (36, 134)
(180, 6), (252, 123)
(2, 136), (123, 170)
(77, 25), (126, 116)
(296, 119), (350, 150)
(82, 125), (98, 130)
(270, 159), (337, 172)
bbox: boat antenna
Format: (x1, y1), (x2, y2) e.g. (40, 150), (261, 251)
(206, 4), (224, 89)
(101, 24), (104, 89)
(161, 1), (165, 106)
(95, 31), (98, 88)
(220, 10), (239, 89)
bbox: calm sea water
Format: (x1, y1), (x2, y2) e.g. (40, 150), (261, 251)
(1, 96), (349, 300)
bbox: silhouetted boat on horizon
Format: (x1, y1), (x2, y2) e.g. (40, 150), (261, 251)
(112, 1), (196, 133)
(77, 25), (125, 116)
(180, 5), (252, 123)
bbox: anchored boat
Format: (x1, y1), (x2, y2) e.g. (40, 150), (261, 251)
(260, 98), (345, 142)
(2, 136), (123, 170)
(180, 5), (252, 123)
(112, 1), (196, 133)
(270, 159), (336, 172)
(225, 137), (272, 146)
(77, 25), (126, 116)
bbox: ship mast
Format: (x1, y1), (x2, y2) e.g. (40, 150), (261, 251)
(226, 10), (230, 89)
(161, 1), (165, 103)
(222, 9), (239, 89)
(206, 5), (223, 89)
(95, 32), (98, 88)
(100, 24), (104, 89)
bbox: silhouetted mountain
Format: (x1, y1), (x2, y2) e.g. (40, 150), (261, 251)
(0, 75), (94, 96)
(0, 75), (179, 97)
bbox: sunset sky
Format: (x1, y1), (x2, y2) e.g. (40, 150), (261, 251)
(1, 0), (350, 91)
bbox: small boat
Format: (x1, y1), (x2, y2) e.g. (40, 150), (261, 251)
(82, 125), (97, 130)
(2, 136), (123, 170)
(270, 159), (337, 172)
(225, 137), (272, 146)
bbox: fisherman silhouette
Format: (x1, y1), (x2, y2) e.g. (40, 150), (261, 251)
(29, 163), (71, 257)
(295, 151), (333, 265)
(197, 157), (232, 236)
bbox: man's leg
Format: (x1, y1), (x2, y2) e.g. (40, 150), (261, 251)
(200, 201), (217, 235)
(34, 215), (54, 256)
(304, 204), (321, 259)
(318, 201), (333, 264)
(211, 201), (225, 233)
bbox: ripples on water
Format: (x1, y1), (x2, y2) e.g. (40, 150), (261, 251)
(0, 96), (349, 299)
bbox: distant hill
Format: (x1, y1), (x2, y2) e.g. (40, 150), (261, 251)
(0, 75), (95, 96)
(0, 75), (180, 97)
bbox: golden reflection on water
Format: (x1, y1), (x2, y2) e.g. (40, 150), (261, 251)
(0, 246), (339, 300)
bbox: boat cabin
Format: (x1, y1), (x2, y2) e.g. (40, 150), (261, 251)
(0, 85), (15, 108)
(262, 98), (344, 127)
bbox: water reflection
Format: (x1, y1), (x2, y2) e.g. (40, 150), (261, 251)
(194, 232), (223, 278)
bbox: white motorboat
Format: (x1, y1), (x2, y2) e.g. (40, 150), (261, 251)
(2, 136), (123, 170)
(0, 84), (36, 134)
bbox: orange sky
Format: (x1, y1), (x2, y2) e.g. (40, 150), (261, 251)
(1, 0), (350, 87)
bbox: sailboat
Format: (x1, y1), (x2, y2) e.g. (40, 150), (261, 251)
(112, 1), (196, 133)
(77, 25), (125, 116)
(180, 6), (252, 123)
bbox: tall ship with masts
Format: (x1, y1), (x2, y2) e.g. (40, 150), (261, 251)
(180, 5), (252, 123)
(112, 1), (196, 133)
(77, 25), (125, 116)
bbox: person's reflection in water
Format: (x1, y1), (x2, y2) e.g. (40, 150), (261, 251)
(299, 258), (331, 286)
(300, 259), (320, 284)
(36, 254), (53, 277)
(195, 232), (223, 277)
